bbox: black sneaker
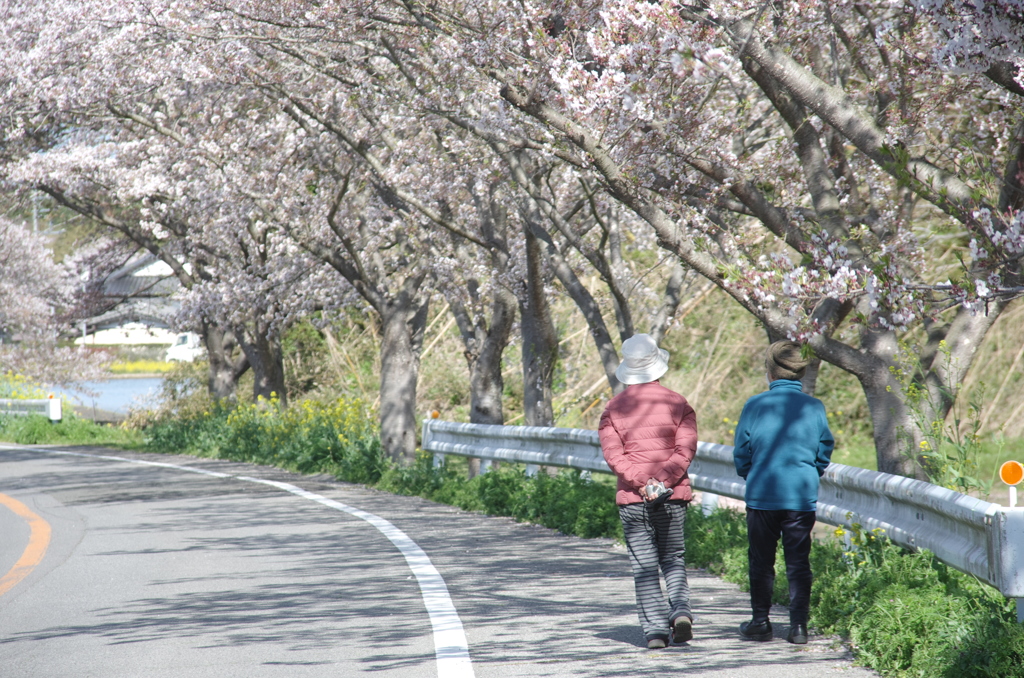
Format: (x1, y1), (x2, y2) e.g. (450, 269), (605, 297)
(739, 619), (773, 641)
(671, 615), (693, 643)
(787, 624), (808, 644)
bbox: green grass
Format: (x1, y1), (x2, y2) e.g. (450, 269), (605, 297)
(829, 438), (878, 470)
(0, 413), (144, 446)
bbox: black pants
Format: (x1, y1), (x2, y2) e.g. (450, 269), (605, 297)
(746, 508), (816, 626)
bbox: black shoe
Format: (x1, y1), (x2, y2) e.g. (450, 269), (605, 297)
(646, 635), (668, 649)
(671, 615), (693, 643)
(787, 624), (808, 644)
(739, 619), (773, 641)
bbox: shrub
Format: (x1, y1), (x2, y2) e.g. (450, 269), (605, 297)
(505, 468), (621, 538)
(378, 457), (623, 540)
(219, 395), (382, 480)
(145, 395), (384, 483)
(143, 405), (232, 455)
(810, 532), (1024, 677)
(683, 503), (748, 571)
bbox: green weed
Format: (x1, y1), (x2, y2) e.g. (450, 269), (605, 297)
(0, 412), (143, 446)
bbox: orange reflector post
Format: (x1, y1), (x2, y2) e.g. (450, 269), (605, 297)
(1000, 461), (1024, 486)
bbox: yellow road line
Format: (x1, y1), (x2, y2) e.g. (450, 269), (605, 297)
(0, 493), (52, 597)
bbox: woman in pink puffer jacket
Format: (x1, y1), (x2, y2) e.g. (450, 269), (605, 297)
(599, 333), (698, 650)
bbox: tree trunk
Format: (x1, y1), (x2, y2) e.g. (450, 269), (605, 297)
(237, 323), (287, 406)
(498, 149), (623, 394)
(451, 288), (517, 478)
(200, 321), (248, 402)
(461, 289), (516, 426)
(800, 358), (822, 396)
(528, 221), (623, 395)
(920, 303), (1008, 419)
(519, 229), (558, 426)
(650, 262), (687, 345)
(858, 366), (920, 477)
(378, 292), (430, 465)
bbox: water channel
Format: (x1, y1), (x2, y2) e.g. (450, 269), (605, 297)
(63, 377), (166, 419)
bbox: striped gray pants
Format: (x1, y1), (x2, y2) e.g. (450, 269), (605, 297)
(619, 501), (691, 641)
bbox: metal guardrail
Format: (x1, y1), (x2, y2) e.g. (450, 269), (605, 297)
(422, 419), (1024, 621)
(0, 398), (63, 422)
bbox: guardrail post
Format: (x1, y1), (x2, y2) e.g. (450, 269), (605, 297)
(478, 459), (492, 475)
(422, 418), (444, 468)
(701, 492), (719, 516)
(524, 464), (539, 477)
(989, 507), (1024, 622)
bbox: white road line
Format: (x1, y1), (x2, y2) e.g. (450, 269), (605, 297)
(24, 448), (233, 478)
(1, 446), (475, 678)
(241, 477), (474, 678)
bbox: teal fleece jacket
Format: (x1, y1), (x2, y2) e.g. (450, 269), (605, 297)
(733, 380), (835, 511)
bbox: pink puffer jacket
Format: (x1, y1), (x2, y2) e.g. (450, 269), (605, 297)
(598, 381), (698, 505)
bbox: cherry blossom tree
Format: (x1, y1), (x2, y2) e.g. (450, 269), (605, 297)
(247, 0), (699, 426)
(147, 3), (539, 450)
(920, 0), (1024, 95)
(7, 0), (1019, 478)
(0, 0), (740, 453)
(1, 0), (456, 460)
(407, 0), (1024, 475)
(0, 216), (109, 387)
(0, 0), (345, 404)
(222, 0), (693, 406)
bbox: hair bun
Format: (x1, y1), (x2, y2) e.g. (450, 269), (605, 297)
(766, 341), (809, 380)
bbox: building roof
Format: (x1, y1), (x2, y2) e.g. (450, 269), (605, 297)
(79, 253), (184, 334)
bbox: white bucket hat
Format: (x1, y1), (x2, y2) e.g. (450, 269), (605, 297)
(615, 333), (670, 385)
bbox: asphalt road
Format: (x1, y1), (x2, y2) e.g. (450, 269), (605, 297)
(0, 444), (878, 677)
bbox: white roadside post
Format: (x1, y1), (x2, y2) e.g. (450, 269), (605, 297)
(998, 460), (1024, 623)
(701, 492), (720, 517)
(1000, 460), (1022, 509)
(46, 395), (62, 422)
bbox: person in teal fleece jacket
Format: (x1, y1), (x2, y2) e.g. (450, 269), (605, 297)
(733, 341), (834, 645)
